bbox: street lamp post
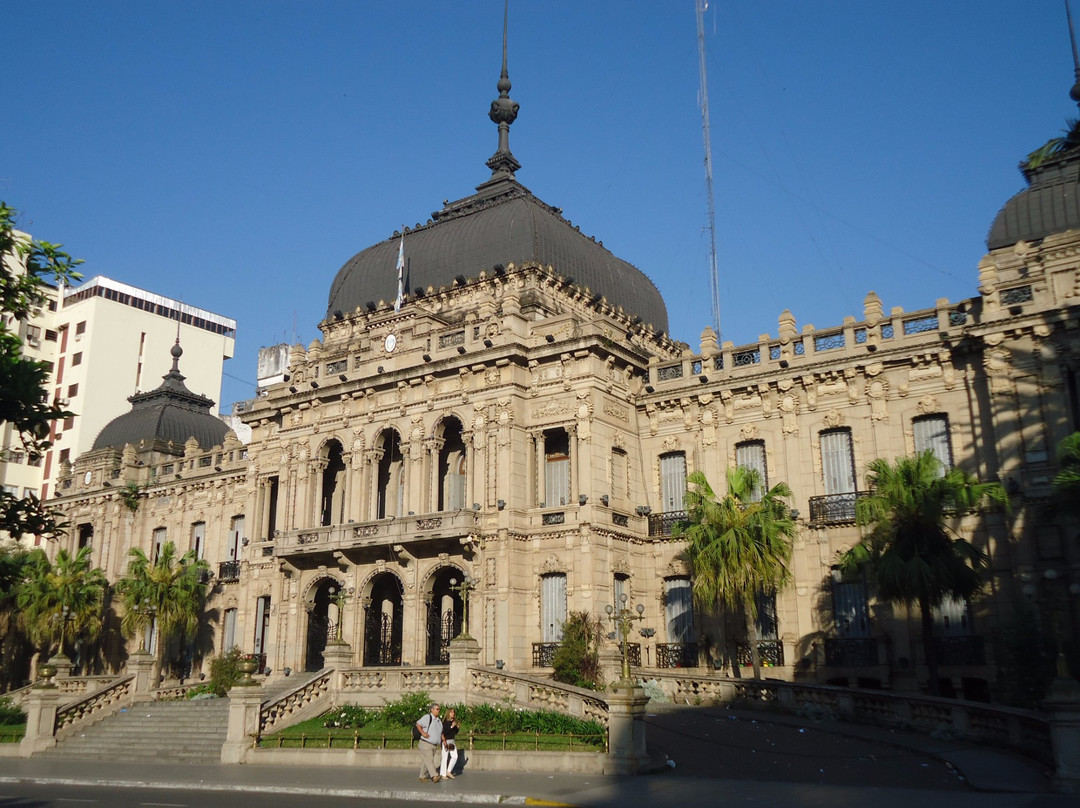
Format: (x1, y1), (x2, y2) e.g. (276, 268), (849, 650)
(449, 575), (476, 639)
(606, 594), (646, 685)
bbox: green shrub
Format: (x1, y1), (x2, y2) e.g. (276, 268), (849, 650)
(0, 696), (24, 725)
(207, 647), (245, 697)
(551, 611), (605, 691)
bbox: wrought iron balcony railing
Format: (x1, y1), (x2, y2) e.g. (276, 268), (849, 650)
(218, 560), (241, 582)
(736, 639), (784, 668)
(808, 492), (866, 525)
(656, 642), (698, 668)
(824, 637), (878, 667)
(934, 635), (986, 666)
(648, 510), (688, 538)
(531, 642), (560, 667)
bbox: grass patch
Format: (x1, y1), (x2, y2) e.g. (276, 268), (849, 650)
(0, 723), (25, 743)
(259, 691), (606, 752)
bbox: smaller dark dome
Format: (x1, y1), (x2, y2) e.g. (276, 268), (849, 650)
(988, 150), (1080, 250)
(92, 344), (228, 452)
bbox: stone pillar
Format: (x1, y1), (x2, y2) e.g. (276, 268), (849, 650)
(598, 645), (623, 689)
(1044, 674), (1080, 793)
(128, 651), (157, 701)
(603, 683), (651, 775)
(19, 682), (60, 756)
(49, 654), (74, 680)
(322, 641), (354, 693)
(220, 682), (264, 764)
(448, 635), (480, 703)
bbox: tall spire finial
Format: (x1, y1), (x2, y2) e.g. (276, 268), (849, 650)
(486, 0), (520, 179)
(1068, 0), (1080, 106)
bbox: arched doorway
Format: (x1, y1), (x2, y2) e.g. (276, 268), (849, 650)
(320, 439), (346, 526)
(305, 578), (342, 672)
(375, 430), (404, 518)
(425, 566), (464, 665)
(362, 572), (403, 666)
(437, 417), (467, 511)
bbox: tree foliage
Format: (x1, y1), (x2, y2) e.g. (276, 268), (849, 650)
(0, 202), (82, 539)
(676, 467), (797, 679)
(14, 545), (107, 660)
(1052, 431), (1080, 515)
(114, 542), (208, 668)
(551, 611), (605, 691)
(841, 451), (1006, 696)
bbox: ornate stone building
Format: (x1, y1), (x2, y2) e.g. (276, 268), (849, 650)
(49, 48), (1080, 701)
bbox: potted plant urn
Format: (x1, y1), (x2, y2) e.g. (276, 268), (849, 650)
(236, 655), (259, 686)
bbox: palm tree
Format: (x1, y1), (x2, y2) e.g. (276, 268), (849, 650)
(841, 451), (1006, 697)
(1052, 431), (1080, 514)
(15, 545), (107, 665)
(676, 467), (797, 680)
(114, 542), (208, 678)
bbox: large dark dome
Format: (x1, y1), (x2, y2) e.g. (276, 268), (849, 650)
(92, 342), (229, 452)
(988, 149), (1080, 250)
(326, 178), (670, 334)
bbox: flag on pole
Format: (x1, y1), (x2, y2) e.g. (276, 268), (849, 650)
(394, 233), (405, 312)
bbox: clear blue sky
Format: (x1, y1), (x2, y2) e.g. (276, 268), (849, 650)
(4, 1), (1071, 408)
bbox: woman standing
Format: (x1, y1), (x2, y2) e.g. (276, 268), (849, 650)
(440, 707), (460, 778)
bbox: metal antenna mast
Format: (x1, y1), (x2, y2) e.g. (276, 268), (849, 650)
(696, 0), (721, 340)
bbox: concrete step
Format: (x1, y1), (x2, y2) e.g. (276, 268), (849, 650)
(41, 698), (230, 764)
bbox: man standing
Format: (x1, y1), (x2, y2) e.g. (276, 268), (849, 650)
(415, 702), (443, 782)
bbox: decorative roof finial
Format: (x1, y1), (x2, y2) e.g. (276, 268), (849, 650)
(486, 0), (520, 179)
(1068, 0), (1080, 106)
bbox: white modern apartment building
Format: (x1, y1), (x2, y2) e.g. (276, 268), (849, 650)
(41, 276), (236, 499)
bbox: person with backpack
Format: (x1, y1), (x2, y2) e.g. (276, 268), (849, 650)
(415, 703), (443, 782)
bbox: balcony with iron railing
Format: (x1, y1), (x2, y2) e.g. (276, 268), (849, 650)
(736, 639), (784, 668)
(647, 511), (688, 538)
(808, 492), (867, 525)
(218, 560), (241, 582)
(656, 642), (699, 669)
(824, 637), (879, 667)
(935, 635), (986, 666)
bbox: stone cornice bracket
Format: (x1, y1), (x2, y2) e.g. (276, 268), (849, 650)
(392, 543), (413, 567)
(332, 550), (351, 571)
(278, 558), (297, 578)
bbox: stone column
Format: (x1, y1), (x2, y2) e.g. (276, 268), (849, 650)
(19, 682), (60, 756)
(221, 682), (265, 764)
(1044, 673), (1080, 793)
(598, 645), (623, 690)
(603, 683), (651, 775)
(448, 635), (480, 704)
(534, 431), (546, 506)
(128, 651), (157, 701)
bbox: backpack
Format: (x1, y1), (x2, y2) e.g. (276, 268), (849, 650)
(413, 713), (430, 742)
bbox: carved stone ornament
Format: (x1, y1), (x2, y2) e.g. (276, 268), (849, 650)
(739, 423), (759, 441)
(612, 558), (631, 575)
(664, 558), (689, 577)
(778, 392), (799, 435)
(916, 394), (940, 415)
(822, 409), (845, 429)
(865, 377), (889, 421)
(540, 554), (564, 574)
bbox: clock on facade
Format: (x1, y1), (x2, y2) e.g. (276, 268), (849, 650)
(384, 333), (397, 353)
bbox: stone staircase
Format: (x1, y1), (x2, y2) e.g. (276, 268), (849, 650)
(40, 698), (230, 764)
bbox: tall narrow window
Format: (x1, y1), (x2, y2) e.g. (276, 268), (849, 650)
(540, 573), (567, 643)
(152, 527), (167, 563)
(223, 608), (238, 651)
(228, 515), (245, 561)
(832, 579), (870, 638)
(755, 590), (778, 640)
(191, 521), (205, 560)
(613, 572), (629, 608)
(913, 415), (953, 472)
(376, 431), (404, 519)
(77, 523), (93, 550)
(253, 596), (271, 658)
(934, 595), (972, 636)
(660, 452), (687, 513)
(320, 440), (346, 526)
(610, 448), (628, 501)
(544, 429), (570, 507)
(820, 429), (856, 495)
(664, 577), (694, 643)
(735, 440), (768, 501)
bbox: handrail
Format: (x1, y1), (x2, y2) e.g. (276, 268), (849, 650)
(259, 670), (332, 736)
(54, 675), (136, 736)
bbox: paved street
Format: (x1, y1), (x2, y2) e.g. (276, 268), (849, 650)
(0, 705), (1071, 807)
